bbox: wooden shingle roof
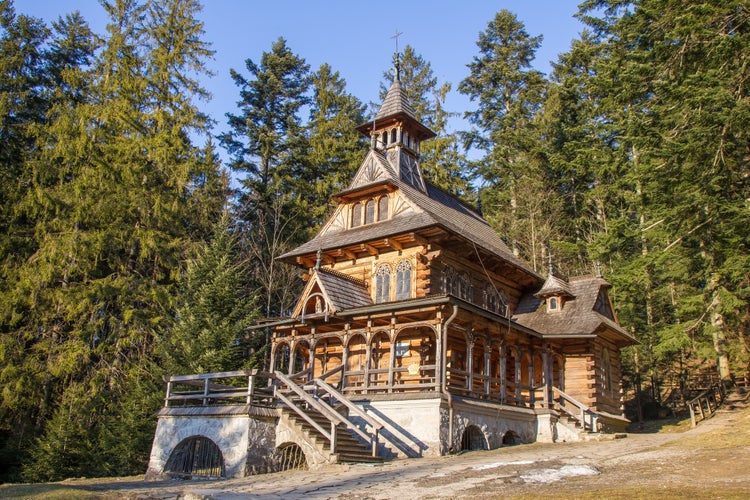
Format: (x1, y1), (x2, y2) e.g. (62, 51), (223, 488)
(279, 148), (540, 280)
(513, 277), (637, 346)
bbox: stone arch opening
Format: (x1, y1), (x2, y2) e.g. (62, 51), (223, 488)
(276, 442), (308, 472)
(164, 435), (225, 479)
(460, 425), (488, 451)
(502, 430), (521, 446)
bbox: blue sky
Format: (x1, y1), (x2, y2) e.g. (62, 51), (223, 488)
(20, 1), (586, 141)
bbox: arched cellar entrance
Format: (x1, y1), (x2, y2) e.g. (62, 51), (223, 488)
(460, 425), (488, 451)
(276, 443), (308, 472)
(164, 435), (225, 478)
(502, 430), (521, 446)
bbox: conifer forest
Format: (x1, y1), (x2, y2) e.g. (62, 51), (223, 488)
(0, 0), (748, 482)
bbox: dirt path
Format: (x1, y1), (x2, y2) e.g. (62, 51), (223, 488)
(4, 389), (749, 499)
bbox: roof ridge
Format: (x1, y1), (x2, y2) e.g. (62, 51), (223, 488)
(318, 268), (367, 287)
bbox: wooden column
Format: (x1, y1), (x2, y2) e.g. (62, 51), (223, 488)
(515, 351), (522, 404)
(500, 343), (507, 403)
(466, 337), (474, 392)
(529, 350), (535, 407)
(364, 341), (372, 394)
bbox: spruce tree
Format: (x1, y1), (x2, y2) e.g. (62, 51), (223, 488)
(459, 10), (554, 271)
(306, 63), (367, 225)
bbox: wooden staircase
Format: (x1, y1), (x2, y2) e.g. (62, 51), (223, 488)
(282, 406), (383, 463)
(274, 370), (385, 464)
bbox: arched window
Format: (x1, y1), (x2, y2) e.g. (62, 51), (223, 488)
(442, 266), (456, 295)
(378, 195), (388, 221)
(351, 202), (362, 228)
(375, 265), (391, 303)
(549, 297), (558, 311)
(391, 128), (397, 144)
(395, 260), (412, 300)
(381, 131), (388, 147)
(365, 199), (376, 224)
(457, 272), (471, 300)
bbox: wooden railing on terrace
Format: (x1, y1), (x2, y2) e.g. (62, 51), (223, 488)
(164, 369), (275, 407)
(163, 365), (555, 412)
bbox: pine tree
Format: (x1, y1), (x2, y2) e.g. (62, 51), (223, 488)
(219, 38), (312, 369)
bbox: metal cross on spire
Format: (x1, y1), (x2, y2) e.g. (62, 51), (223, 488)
(391, 29), (403, 53)
(391, 30), (403, 82)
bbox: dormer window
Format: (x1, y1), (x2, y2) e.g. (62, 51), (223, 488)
(350, 195), (389, 228)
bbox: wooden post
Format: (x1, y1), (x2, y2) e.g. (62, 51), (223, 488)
(247, 374), (255, 404)
(466, 338), (474, 392)
(364, 341), (371, 395)
(387, 337), (396, 393)
(515, 353), (522, 404)
(330, 422), (337, 454)
(500, 344), (507, 403)
(529, 351), (535, 407)
(203, 377), (210, 406)
(165, 380), (172, 408)
(435, 323), (443, 393)
(341, 341), (349, 392)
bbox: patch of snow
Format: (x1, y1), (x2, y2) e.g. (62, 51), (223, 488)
(472, 460), (535, 470)
(520, 465), (600, 484)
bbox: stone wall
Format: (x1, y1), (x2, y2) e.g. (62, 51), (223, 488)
(146, 411), (278, 480)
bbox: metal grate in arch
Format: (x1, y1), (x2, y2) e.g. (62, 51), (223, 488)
(164, 435), (225, 478)
(460, 425), (488, 451)
(276, 443), (308, 472)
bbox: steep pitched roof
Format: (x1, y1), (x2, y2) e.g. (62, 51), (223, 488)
(355, 80), (436, 140)
(376, 80), (416, 121)
(279, 149), (540, 279)
(535, 272), (574, 298)
(513, 276), (636, 346)
(292, 269), (372, 318)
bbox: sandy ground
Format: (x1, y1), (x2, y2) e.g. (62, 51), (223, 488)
(4, 389), (749, 499)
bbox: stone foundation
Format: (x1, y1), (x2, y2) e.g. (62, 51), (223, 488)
(145, 407), (277, 480)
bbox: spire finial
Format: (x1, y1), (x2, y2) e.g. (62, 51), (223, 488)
(391, 30), (403, 82)
(315, 248), (322, 271)
(547, 248), (554, 277)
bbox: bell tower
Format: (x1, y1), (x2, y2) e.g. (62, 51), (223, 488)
(355, 52), (436, 193)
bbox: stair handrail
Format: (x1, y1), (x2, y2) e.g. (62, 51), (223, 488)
(275, 370), (375, 453)
(314, 378), (383, 457)
(552, 386), (599, 431)
(274, 390), (332, 443)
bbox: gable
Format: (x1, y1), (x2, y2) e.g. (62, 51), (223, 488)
(348, 150), (397, 190)
(291, 269), (372, 319)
